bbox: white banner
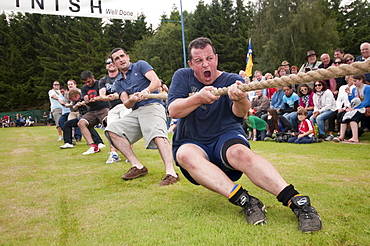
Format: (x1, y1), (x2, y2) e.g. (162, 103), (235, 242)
(0, 0), (137, 20)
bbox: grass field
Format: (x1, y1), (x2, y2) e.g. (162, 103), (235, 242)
(0, 126), (369, 246)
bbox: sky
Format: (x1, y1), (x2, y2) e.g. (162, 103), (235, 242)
(134, 0), (212, 28)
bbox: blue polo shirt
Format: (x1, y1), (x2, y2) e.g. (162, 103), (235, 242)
(114, 60), (163, 110)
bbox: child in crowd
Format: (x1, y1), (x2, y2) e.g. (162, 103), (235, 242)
(288, 108), (319, 144)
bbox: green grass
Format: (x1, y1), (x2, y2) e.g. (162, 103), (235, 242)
(0, 126), (369, 246)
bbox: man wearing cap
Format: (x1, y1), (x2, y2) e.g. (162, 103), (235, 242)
(280, 60), (291, 75)
(299, 50), (322, 73)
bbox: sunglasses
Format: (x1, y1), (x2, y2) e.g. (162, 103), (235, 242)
(105, 59), (112, 64)
(314, 84), (323, 87)
(346, 58), (354, 62)
(300, 88), (308, 92)
(334, 62), (342, 64)
(53, 84), (60, 86)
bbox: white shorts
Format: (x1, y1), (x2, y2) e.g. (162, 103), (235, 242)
(105, 103), (168, 149)
(107, 104), (132, 124)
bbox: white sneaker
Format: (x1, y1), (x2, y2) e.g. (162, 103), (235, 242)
(106, 152), (121, 164)
(60, 143), (74, 149)
(98, 143), (106, 149)
(82, 146), (100, 155)
(57, 136), (63, 141)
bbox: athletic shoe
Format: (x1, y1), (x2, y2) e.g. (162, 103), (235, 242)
(333, 137), (342, 142)
(159, 173), (179, 186)
(60, 143), (74, 149)
(82, 146), (100, 155)
(106, 152), (121, 164)
(121, 166), (148, 180)
(324, 134), (334, 141)
(57, 136), (63, 141)
(291, 196), (322, 233)
(241, 196), (267, 225)
(98, 143), (106, 149)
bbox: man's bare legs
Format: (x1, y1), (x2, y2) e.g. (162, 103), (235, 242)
(154, 137), (177, 177)
(107, 131), (144, 169)
(176, 143), (287, 197)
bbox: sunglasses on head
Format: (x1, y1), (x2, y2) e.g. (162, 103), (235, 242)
(314, 84), (323, 87)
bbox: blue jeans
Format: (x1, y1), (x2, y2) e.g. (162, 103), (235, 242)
(310, 110), (333, 136)
(288, 136), (315, 144)
(284, 112), (298, 131)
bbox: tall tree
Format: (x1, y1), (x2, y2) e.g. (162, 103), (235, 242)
(336, 0), (370, 56)
(132, 22), (184, 84)
(250, 0), (339, 73)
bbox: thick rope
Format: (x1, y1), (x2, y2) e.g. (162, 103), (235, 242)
(211, 59), (370, 96)
(143, 59), (370, 99)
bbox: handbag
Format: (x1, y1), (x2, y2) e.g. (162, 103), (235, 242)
(275, 132), (293, 143)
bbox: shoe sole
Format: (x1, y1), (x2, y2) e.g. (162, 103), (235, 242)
(252, 205), (267, 225)
(60, 147), (73, 149)
(106, 159), (121, 164)
(82, 150), (100, 155)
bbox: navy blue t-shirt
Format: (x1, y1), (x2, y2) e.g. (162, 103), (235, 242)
(167, 68), (246, 147)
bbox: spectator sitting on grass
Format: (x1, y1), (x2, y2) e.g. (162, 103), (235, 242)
(288, 108), (319, 144)
(264, 108), (292, 141)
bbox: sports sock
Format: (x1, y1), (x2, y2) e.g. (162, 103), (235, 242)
(90, 143), (98, 151)
(228, 185), (250, 207)
(276, 184), (300, 210)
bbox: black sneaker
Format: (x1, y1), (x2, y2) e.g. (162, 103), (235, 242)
(240, 196), (267, 225)
(291, 196), (322, 233)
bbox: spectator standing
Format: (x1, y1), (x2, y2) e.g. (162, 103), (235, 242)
(299, 50), (322, 73)
(355, 42), (370, 82)
(334, 48), (345, 59)
(344, 54), (355, 65)
(280, 60), (291, 74)
(310, 81), (336, 139)
(290, 65), (299, 75)
(48, 81), (63, 140)
(167, 37), (321, 232)
(104, 48), (179, 186)
(42, 111), (48, 126)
